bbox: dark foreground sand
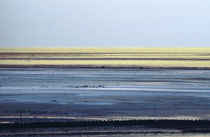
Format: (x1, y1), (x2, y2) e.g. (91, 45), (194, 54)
(2, 120), (210, 137)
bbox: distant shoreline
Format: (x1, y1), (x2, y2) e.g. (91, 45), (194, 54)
(1, 48), (210, 68)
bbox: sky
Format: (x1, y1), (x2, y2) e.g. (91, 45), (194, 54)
(0, 0), (210, 48)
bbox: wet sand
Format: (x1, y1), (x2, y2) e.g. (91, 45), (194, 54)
(1, 68), (210, 121)
(1, 68), (210, 136)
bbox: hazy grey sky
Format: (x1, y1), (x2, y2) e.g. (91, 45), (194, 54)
(0, 0), (210, 48)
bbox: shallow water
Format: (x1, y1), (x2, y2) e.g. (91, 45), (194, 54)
(0, 68), (210, 118)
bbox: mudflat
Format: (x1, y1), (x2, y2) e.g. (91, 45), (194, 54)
(1, 68), (210, 123)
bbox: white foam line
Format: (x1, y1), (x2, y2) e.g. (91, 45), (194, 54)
(0, 87), (209, 93)
(0, 115), (201, 121)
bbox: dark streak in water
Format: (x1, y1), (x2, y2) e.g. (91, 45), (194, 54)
(1, 64), (210, 70)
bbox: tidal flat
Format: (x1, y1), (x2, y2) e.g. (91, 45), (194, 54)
(1, 68), (210, 136)
(1, 68), (210, 120)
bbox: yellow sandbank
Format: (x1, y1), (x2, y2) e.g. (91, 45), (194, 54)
(0, 48), (210, 68)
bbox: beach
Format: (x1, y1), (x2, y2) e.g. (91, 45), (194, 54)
(1, 48), (210, 136)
